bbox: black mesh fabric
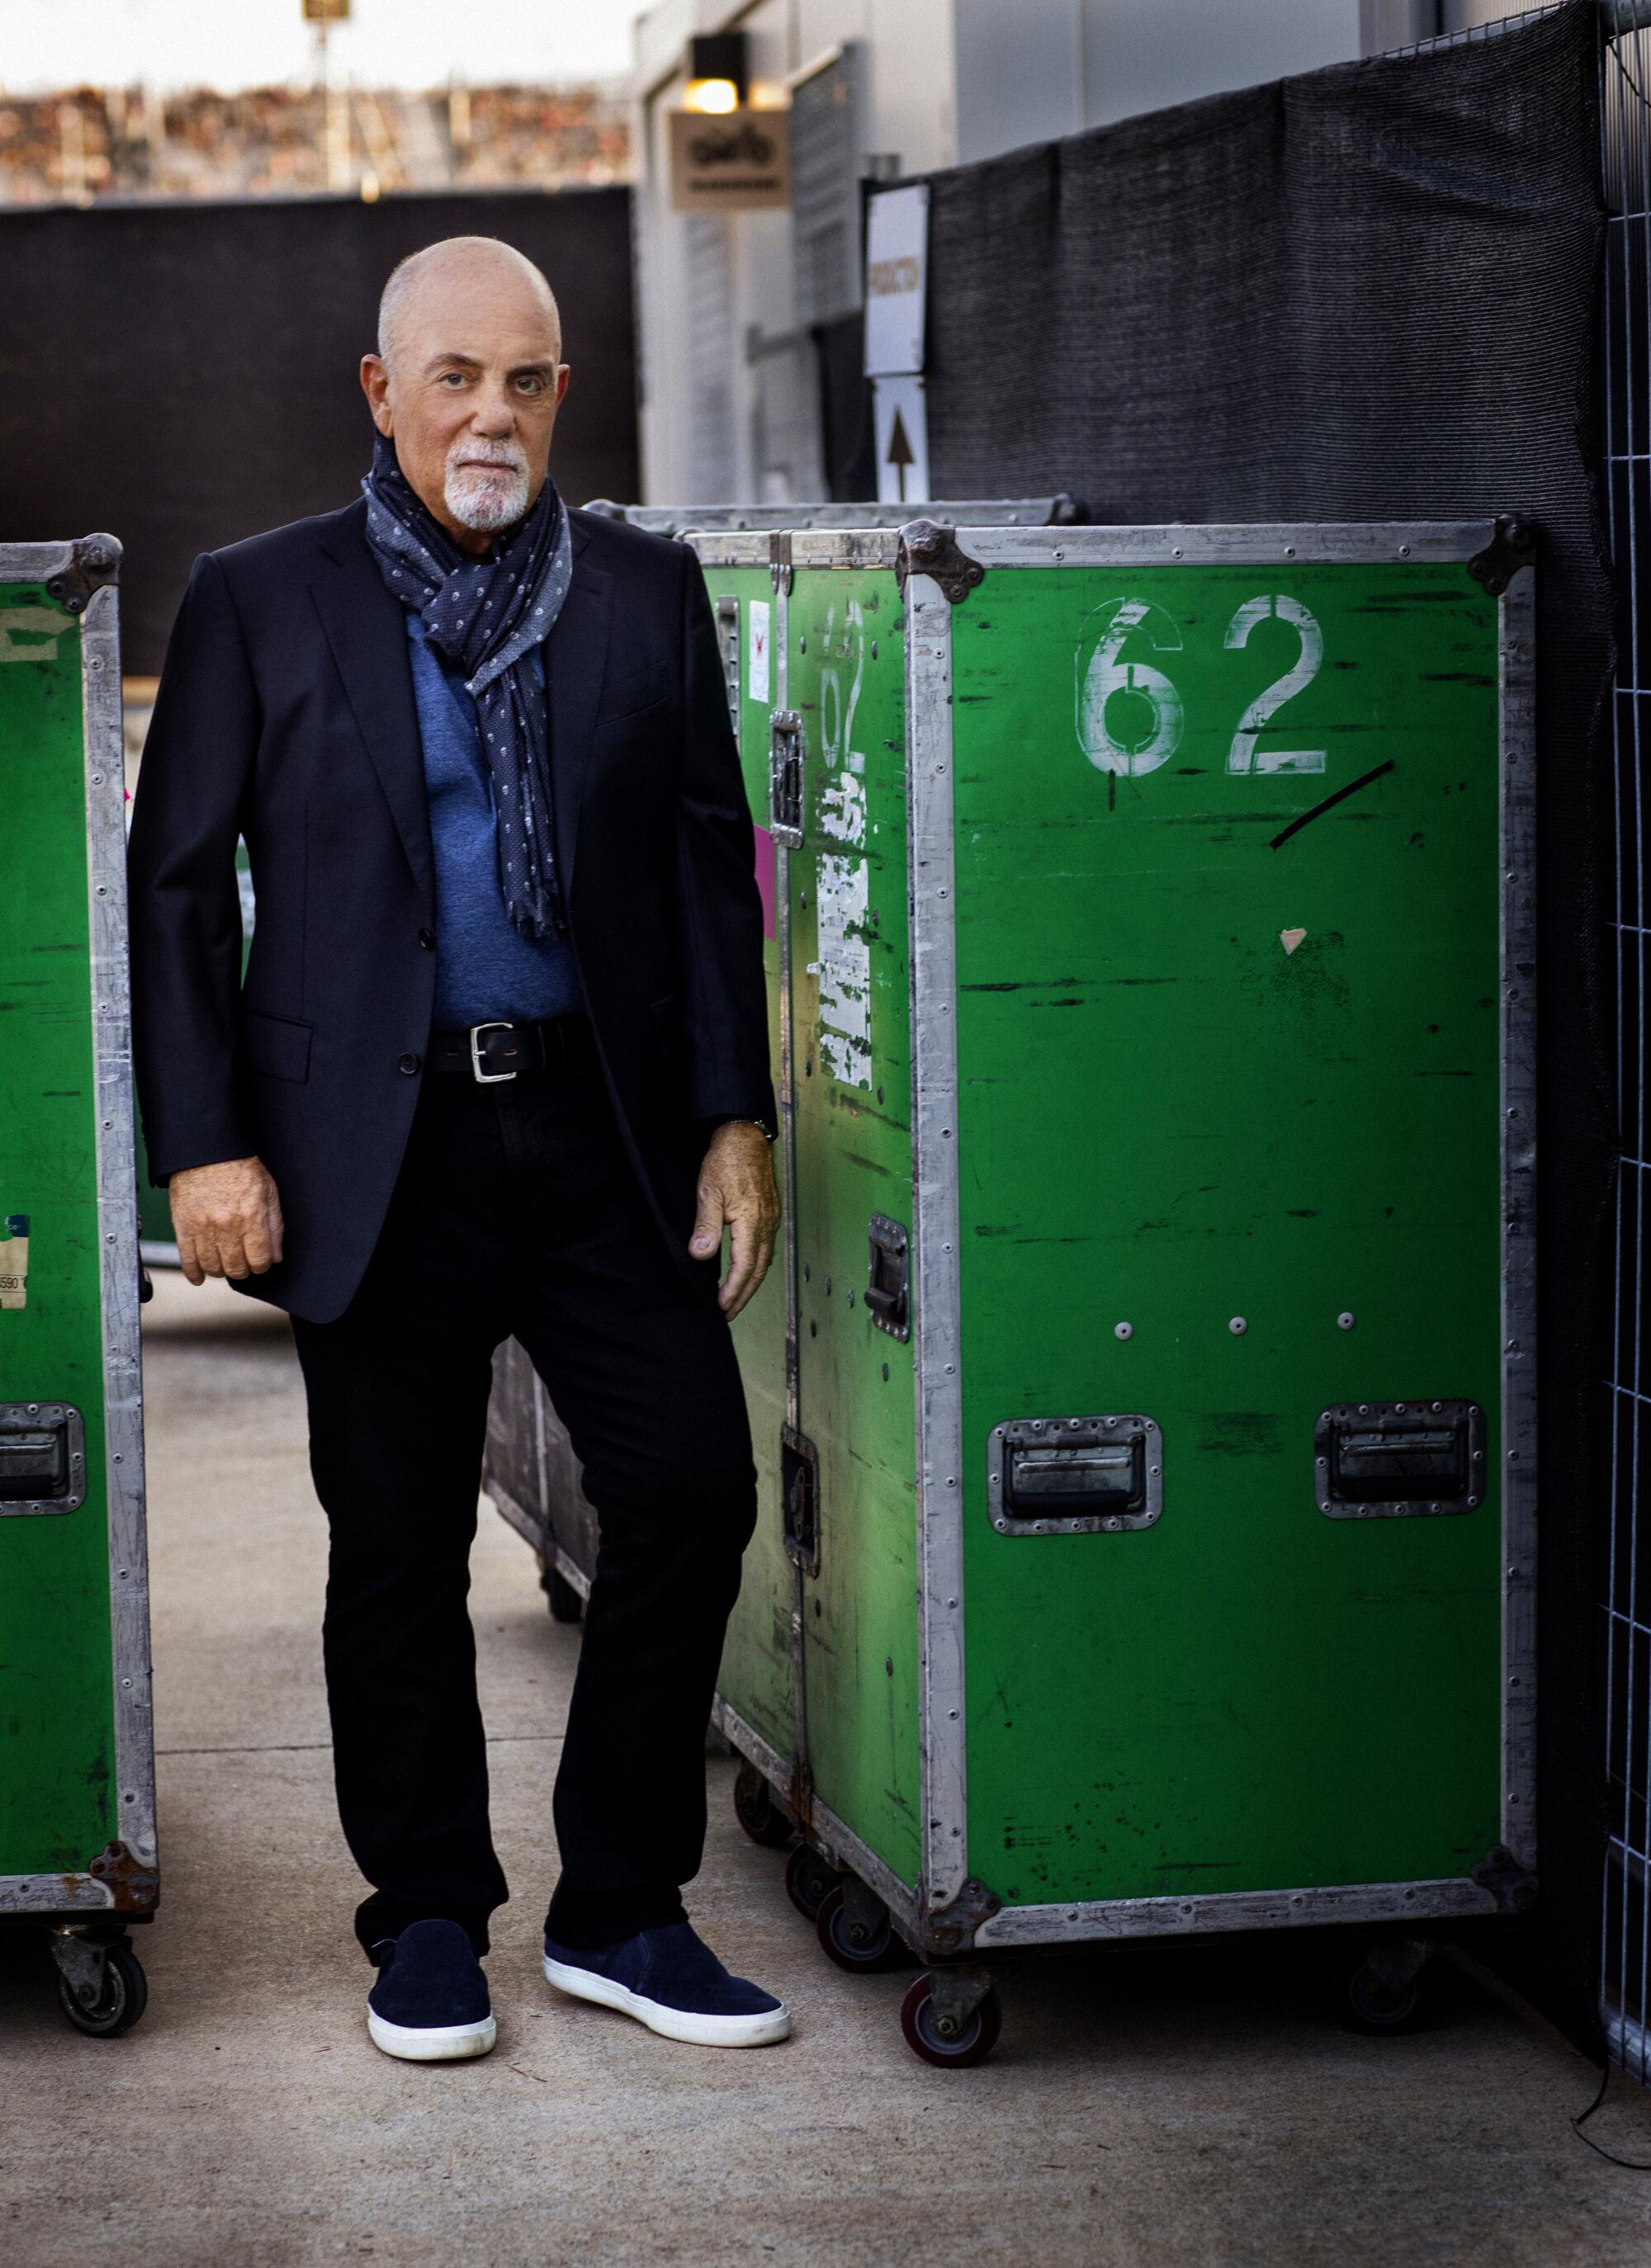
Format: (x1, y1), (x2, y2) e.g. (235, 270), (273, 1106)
(0, 187), (639, 674)
(916, 2), (1611, 2044)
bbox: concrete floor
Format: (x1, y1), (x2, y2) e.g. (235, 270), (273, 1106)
(6, 1275), (1651, 2266)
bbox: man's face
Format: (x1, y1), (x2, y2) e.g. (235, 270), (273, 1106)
(360, 258), (570, 556)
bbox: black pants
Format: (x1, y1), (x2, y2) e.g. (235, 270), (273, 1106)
(289, 1032), (757, 1959)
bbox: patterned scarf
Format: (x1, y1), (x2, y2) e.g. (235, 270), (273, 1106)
(362, 429), (575, 939)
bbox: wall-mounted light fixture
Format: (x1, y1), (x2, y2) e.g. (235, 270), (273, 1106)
(684, 31), (748, 116)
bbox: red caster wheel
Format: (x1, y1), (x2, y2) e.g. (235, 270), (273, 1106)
(900, 1973), (1001, 2067)
(816, 1883), (907, 1973)
(784, 1842), (842, 1922)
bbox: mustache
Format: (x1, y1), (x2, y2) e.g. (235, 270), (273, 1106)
(447, 441), (528, 474)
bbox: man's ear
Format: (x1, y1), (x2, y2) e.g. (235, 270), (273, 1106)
(556, 364), (571, 409)
(359, 353), (394, 435)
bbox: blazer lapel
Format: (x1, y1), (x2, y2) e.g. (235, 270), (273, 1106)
(310, 527), (435, 917)
(546, 533), (613, 903)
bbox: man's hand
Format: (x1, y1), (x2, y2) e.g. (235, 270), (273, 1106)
(689, 1122), (779, 1318)
(168, 1155), (285, 1286)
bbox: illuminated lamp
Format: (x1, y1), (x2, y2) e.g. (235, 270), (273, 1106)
(684, 31), (747, 115)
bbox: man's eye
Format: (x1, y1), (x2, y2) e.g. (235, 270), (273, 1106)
(517, 376), (545, 395)
(438, 371), (467, 388)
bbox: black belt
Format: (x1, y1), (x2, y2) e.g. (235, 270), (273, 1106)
(428, 1014), (595, 1083)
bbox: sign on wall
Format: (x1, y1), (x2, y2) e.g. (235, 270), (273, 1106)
(863, 184), (928, 377)
(669, 109), (791, 214)
(867, 184), (930, 504)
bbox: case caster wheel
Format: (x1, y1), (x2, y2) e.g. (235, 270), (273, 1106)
(816, 1881), (907, 1972)
(1339, 1937), (1432, 2036)
(900, 1970), (1001, 2067)
(785, 1842), (842, 1921)
(52, 1933), (148, 2039)
(733, 1760), (792, 1849)
(540, 1564), (584, 1624)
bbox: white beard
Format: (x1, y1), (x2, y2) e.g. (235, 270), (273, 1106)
(444, 451), (531, 533)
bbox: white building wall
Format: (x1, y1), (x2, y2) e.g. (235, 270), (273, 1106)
(1079, 0), (1361, 127)
(631, 0), (1373, 504)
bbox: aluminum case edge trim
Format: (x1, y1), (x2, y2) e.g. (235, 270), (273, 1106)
(87, 570), (158, 1892)
(904, 571), (970, 1911)
(960, 521), (1504, 568)
(1498, 559), (1539, 1871)
(974, 1876), (1502, 1948)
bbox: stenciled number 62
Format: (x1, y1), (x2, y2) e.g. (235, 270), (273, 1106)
(1074, 593), (1326, 779)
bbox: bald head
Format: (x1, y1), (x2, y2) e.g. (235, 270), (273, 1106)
(376, 236), (562, 369)
(361, 235), (570, 559)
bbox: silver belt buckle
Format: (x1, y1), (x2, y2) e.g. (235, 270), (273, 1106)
(469, 1021), (518, 1084)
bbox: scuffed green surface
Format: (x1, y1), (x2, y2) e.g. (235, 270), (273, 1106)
(715, 568), (794, 1765)
(951, 564), (1503, 1905)
(0, 582), (117, 1877)
(788, 571), (920, 1888)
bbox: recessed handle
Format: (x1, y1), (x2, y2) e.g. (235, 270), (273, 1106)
(1315, 1400), (1485, 1519)
(988, 1415), (1163, 1536)
(0, 1402), (87, 1517)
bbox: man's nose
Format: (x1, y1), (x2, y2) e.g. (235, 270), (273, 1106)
(470, 387), (517, 437)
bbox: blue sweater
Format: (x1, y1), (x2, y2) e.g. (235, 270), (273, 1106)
(405, 611), (583, 1030)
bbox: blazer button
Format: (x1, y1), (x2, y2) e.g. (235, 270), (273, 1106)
(419, 928), (435, 951)
(399, 1051), (422, 1075)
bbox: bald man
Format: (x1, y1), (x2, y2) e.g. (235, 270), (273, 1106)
(129, 238), (789, 2061)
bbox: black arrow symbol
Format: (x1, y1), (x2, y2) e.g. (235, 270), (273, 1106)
(886, 402), (915, 503)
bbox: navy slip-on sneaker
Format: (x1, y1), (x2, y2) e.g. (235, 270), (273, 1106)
(542, 1920), (791, 2048)
(367, 1918), (498, 2062)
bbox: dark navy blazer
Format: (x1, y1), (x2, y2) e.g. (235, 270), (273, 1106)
(127, 498), (775, 1324)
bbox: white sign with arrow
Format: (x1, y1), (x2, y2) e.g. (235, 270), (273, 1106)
(873, 374), (930, 507)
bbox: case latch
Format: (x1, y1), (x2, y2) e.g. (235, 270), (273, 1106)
(782, 1424), (820, 1574)
(865, 1213), (911, 1340)
(769, 711), (805, 846)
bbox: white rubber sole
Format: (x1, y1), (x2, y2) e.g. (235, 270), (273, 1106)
(542, 1954), (792, 2048)
(367, 2006), (498, 2062)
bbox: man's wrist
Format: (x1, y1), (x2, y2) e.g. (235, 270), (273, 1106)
(703, 1113), (778, 1143)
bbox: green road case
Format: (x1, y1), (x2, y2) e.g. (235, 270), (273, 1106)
(0, 536), (156, 2035)
(489, 513), (1536, 2064)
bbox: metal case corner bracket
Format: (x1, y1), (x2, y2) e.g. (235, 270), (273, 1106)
(1468, 513), (1538, 597)
(896, 520), (985, 607)
(1470, 1842), (1537, 1916)
(921, 1875), (1003, 1956)
(45, 532), (122, 615)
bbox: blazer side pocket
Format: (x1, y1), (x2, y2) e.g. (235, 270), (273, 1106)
(243, 1007), (312, 1084)
(650, 992), (684, 1065)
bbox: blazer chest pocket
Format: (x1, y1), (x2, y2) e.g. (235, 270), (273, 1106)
(600, 662), (670, 726)
(244, 1008), (312, 1084)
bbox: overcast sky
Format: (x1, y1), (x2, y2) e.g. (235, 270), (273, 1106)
(3, 0), (643, 94)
